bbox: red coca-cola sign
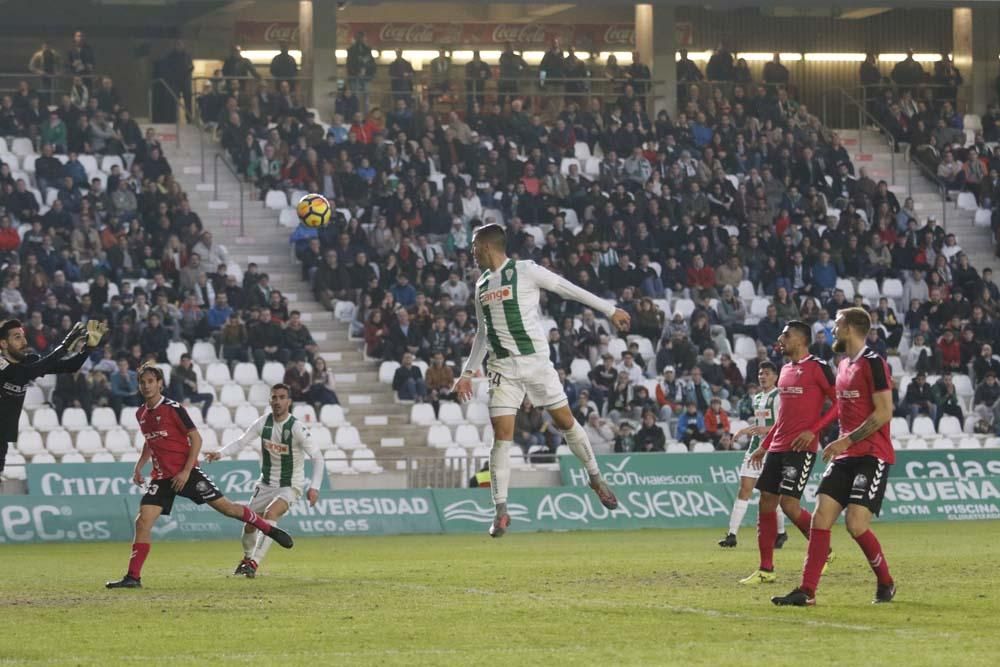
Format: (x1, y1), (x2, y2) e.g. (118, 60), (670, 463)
(378, 23), (437, 44)
(263, 23), (300, 44)
(490, 23), (549, 45)
(603, 25), (636, 47)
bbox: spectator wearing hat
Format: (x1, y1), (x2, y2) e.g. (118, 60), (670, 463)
(655, 366), (679, 420)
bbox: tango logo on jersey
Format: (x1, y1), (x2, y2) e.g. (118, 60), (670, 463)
(780, 386), (804, 395)
(480, 286), (513, 305)
(264, 440), (290, 456)
(838, 390), (862, 399)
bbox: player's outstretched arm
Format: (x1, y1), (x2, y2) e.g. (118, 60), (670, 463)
(455, 293), (489, 402)
(525, 261), (630, 331)
(298, 420), (325, 506)
(206, 415), (265, 462)
(133, 442), (152, 486)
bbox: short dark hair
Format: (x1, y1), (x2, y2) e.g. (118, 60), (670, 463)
(271, 383), (291, 395)
(473, 223), (506, 250)
(138, 363), (163, 383)
(0, 319), (23, 339)
(758, 361), (777, 373)
(785, 320), (812, 344)
(838, 307), (872, 336)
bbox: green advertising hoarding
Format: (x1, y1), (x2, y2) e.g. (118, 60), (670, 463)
(0, 497), (134, 544)
(27, 462), (261, 497)
(559, 450), (1000, 487)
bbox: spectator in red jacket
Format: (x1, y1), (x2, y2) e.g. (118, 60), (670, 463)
(686, 254), (718, 300)
(0, 214), (21, 253)
(937, 329), (962, 372)
(703, 397), (731, 447)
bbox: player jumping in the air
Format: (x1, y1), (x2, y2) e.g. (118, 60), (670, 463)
(0, 319), (107, 478)
(740, 321), (838, 585)
(205, 383), (326, 578)
(453, 224), (630, 537)
(719, 361), (788, 548)
(772, 307), (896, 606)
(106, 365), (294, 589)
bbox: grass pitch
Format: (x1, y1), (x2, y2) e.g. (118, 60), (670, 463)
(0, 522), (996, 666)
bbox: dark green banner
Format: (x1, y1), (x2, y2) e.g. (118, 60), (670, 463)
(27, 462), (261, 497)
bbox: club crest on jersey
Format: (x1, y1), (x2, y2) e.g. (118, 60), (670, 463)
(480, 286), (513, 304)
(504, 268), (514, 281)
(264, 440), (290, 456)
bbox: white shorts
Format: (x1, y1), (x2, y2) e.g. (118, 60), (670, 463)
(739, 450), (763, 480)
(486, 353), (567, 417)
(248, 483), (300, 514)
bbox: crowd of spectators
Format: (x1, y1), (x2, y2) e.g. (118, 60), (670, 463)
(193, 39), (1000, 456)
(1, 32), (339, 424)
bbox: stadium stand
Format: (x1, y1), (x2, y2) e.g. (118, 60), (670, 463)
(3, 34), (1000, 487)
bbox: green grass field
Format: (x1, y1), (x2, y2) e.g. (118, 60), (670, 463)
(0, 522), (996, 666)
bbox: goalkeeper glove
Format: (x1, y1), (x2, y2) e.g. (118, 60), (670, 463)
(86, 320), (108, 347)
(62, 322), (87, 351)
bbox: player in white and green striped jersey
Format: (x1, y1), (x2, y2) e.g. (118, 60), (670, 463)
(454, 224), (632, 538)
(719, 361), (787, 548)
(206, 383), (326, 577)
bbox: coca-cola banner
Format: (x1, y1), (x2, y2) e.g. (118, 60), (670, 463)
(235, 21), (693, 50)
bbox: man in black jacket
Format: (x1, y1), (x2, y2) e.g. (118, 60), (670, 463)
(392, 352), (427, 401)
(0, 319), (106, 477)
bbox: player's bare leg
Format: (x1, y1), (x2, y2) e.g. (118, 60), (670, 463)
(780, 494), (834, 571)
(845, 504), (895, 603)
(236, 523), (257, 576)
(107, 505), (161, 588)
(207, 496), (294, 549)
(549, 404), (618, 509)
(772, 493), (842, 606)
(487, 413), (515, 538)
(740, 490), (779, 584)
(246, 499), (291, 577)
(721, 476), (756, 547)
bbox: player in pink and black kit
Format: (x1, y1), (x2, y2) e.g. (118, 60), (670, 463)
(773, 308), (896, 606)
(740, 321), (838, 585)
(106, 365), (294, 589)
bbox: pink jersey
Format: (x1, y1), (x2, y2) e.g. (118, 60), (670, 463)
(762, 355), (838, 453)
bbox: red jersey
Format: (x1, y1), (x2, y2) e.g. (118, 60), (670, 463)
(835, 347), (895, 463)
(762, 355), (838, 453)
(137, 396), (197, 479)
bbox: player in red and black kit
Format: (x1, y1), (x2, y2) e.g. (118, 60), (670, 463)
(773, 307), (896, 606)
(740, 321), (838, 585)
(106, 365), (294, 589)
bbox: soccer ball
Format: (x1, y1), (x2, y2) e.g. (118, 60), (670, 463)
(297, 193), (332, 228)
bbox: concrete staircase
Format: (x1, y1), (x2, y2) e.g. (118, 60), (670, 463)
(155, 123), (444, 466)
(836, 128), (998, 273)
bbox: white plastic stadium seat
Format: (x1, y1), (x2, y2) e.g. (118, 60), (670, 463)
(907, 437), (929, 450)
(320, 404), (346, 427)
(379, 361), (400, 384)
(76, 154), (98, 176)
(673, 298), (696, 319)
(238, 449), (260, 461)
(32, 407), (59, 432)
(410, 403), (436, 426)
(261, 362), (285, 386)
(437, 402), (464, 426)
(45, 429), (75, 456)
(23, 385), (45, 408)
(90, 407), (118, 431)
(750, 298), (770, 318)
(666, 442), (689, 453)
(17, 430), (44, 457)
(234, 405), (259, 429)
(61, 452), (86, 463)
(103, 428), (132, 454)
(206, 405), (234, 429)
(931, 437), (955, 450)
(191, 341), (218, 364)
(334, 426), (362, 450)
(309, 426), (333, 450)
(265, 190), (289, 210)
(570, 358), (592, 383)
(958, 437), (981, 449)
(205, 362), (232, 387)
(734, 336), (758, 360)
(60, 407), (89, 431)
(454, 424), (482, 448)
(911, 416), (936, 437)
(248, 383), (271, 405)
(10, 137), (34, 157)
(957, 192), (978, 211)
(219, 384), (247, 408)
(426, 424), (453, 448)
(232, 362), (259, 386)
(890, 417), (911, 437)
(937, 416), (962, 436)
(857, 279), (880, 301)
(166, 341), (188, 366)
(292, 405), (317, 423)
(279, 207), (299, 228)
(75, 429), (104, 456)
(465, 401), (490, 426)
(18, 411), (29, 431)
(324, 448), (352, 474)
(882, 278), (903, 301)
(835, 278), (855, 300)
(351, 448), (383, 473)
(118, 452), (140, 463)
(692, 442), (715, 453)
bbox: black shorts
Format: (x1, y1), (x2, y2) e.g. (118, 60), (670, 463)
(817, 456), (891, 516)
(140, 467), (224, 516)
(755, 450), (816, 500)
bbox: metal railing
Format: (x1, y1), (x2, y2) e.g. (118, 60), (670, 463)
(904, 144), (950, 230)
(828, 86), (897, 184)
(0, 71), (114, 98)
(148, 78), (182, 149)
(213, 152), (245, 237)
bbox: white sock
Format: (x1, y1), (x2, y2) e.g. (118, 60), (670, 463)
(241, 530), (256, 558)
(251, 520), (277, 566)
(777, 510), (787, 534)
(562, 420), (600, 477)
(490, 440), (511, 506)
(728, 499), (749, 536)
